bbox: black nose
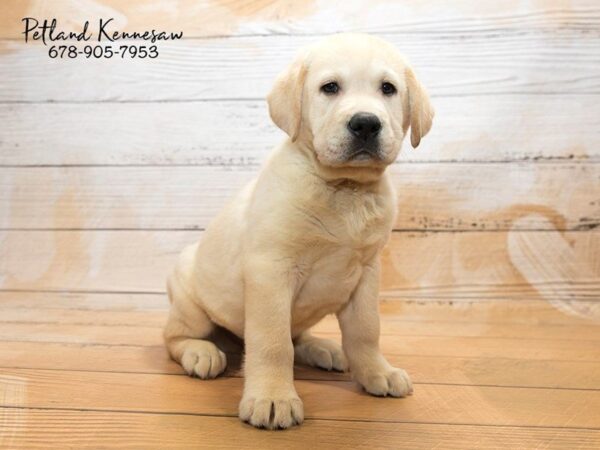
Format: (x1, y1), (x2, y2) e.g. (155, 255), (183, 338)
(347, 113), (382, 141)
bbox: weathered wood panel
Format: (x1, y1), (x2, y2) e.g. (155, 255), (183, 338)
(0, 229), (598, 304)
(1, 0), (598, 38)
(1, 31), (599, 103)
(1, 97), (596, 165)
(1, 163), (598, 231)
(0, 291), (595, 325)
(3, 409), (598, 450)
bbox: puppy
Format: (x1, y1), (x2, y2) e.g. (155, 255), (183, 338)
(164, 33), (434, 429)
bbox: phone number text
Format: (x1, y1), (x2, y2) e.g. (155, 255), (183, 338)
(48, 45), (159, 59)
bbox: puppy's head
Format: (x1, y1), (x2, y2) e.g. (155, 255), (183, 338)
(268, 33), (434, 177)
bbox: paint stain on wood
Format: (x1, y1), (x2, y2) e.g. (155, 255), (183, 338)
(381, 204), (589, 304)
(509, 215), (600, 321)
(0, 0), (317, 40)
(0, 0), (31, 40)
(212, 0), (316, 19)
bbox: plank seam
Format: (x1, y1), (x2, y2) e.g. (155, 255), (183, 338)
(1, 158), (598, 167)
(1, 315), (596, 329)
(1, 405), (600, 430)
(0, 340), (598, 363)
(1, 365), (599, 391)
(1, 91), (600, 106)
(2, 319), (599, 341)
(0, 227), (597, 232)
(0, 286), (597, 295)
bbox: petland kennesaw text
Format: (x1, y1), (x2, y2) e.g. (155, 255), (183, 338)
(22, 18), (184, 44)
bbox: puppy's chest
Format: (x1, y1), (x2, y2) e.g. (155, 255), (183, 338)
(306, 186), (394, 247)
(290, 235), (382, 331)
(288, 184), (394, 328)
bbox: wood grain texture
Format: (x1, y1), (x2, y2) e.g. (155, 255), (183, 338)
(0, 291), (596, 325)
(1, 96), (597, 166)
(0, 291), (169, 311)
(0, 294), (598, 391)
(3, 0), (600, 38)
(3, 321), (599, 362)
(2, 0), (599, 39)
(3, 305), (599, 341)
(3, 340), (600, 390)
(1, 229), (597, 302)
(3, 410), (599, 450)
(0, 230), (600, 302)
(2, 163), (598, 231)
(1, 30), (599, 103)
(1, 368), (600, 428)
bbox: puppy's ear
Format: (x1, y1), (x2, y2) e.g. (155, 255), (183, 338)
(267, 53), (308, 142)
(405, 67), (434, 148)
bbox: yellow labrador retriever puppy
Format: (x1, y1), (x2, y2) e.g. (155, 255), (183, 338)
(164, 33), (433, 429)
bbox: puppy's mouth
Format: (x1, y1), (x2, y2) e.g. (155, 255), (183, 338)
(345, 140), (383, 163)
(348, 149), (379, 161)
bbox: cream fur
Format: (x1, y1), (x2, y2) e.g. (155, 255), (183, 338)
(164, 33), (433, 430)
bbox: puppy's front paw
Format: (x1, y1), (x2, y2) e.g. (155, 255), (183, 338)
(358, 367), (413, 398)
(239, 392), (304, 430)
(180, 340), (227, 379)
(294, 337), (348, 372)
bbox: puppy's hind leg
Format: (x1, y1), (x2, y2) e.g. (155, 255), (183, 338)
(294, 330), (348, 372)
(164, 269), (227, 379)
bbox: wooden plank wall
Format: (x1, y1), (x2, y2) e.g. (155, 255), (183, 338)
(0, 1), (599, 307)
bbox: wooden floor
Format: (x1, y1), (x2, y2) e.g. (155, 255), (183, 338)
(1, 0), (600, 448)
(1, 296), (599, 448)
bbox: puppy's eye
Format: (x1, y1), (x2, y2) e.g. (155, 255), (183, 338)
(321, 82), (339, 95)
(381, 82), (397, 96)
